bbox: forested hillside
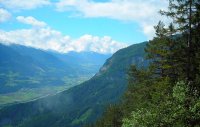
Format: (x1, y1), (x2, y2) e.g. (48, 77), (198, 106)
(94, 0), (200, 126)
(0, 0), (199, 127)
(0, 42), (147, 127)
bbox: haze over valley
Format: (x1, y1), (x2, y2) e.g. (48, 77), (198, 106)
(0, 0), (199, 127)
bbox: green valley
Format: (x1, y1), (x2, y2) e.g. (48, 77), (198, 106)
(0, 0), (199, 127)
(0, 44), (109, 107)
(0, 42), (147, 127)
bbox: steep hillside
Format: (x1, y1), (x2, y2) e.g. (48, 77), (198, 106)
(0, 44), (72, 93)
(0, 42), (147, 127)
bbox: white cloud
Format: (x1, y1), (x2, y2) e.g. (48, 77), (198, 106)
(55, 0), (169, 39)
(0, 0), (51, 10)
(16, 16), (47, 27)
(71, 34), (127, 53)
(0, 8), (11, 22)
(0, 27), (127, 54)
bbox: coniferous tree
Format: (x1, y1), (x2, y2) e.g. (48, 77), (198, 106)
(160, 0), (200, 92)
(145, 21), (173, 79)
(93, 1), (200, 127)
(165, 23), (178, 81)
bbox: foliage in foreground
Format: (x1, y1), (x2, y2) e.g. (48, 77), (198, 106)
(94, 0), (200, 126)
(94, 72), (200, 127)
(122, 80), (200, 127)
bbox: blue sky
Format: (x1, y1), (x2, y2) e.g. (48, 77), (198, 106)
(0, 0), (168, 54)
(1, 9), (145, 43)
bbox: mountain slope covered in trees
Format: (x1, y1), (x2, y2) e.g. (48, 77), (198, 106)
(0, 42), (147, 127)
(1, 1), (199, 127)
(94, 0), (200, 126)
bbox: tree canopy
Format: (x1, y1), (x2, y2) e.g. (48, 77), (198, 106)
(93, 0), (200, 127)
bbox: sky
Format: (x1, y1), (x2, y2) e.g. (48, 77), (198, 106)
(0, 0), (168, 54)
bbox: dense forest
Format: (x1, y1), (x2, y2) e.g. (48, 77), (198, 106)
(93, 0), (200, 126)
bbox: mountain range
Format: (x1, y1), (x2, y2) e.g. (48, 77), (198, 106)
(0, 43), (110, 106)
(0, 42), (147, 127)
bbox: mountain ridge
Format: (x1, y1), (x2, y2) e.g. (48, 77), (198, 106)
(0, 42), (147, 127)
(0, 43), (110, 106)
